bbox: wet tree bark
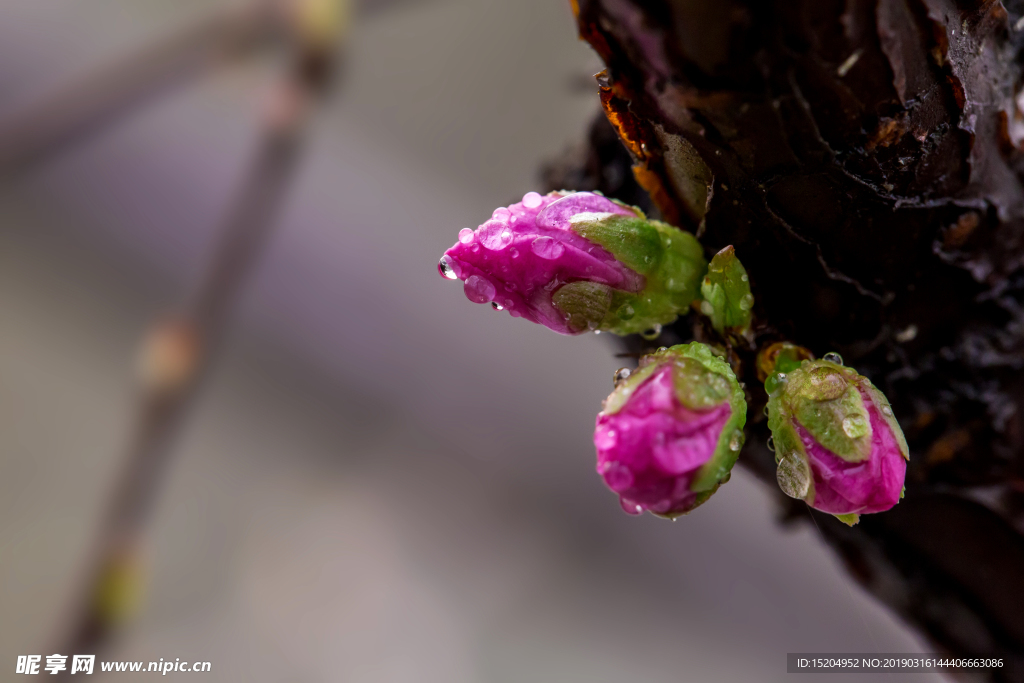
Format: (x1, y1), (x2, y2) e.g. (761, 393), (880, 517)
(546, 1), (1024, 679)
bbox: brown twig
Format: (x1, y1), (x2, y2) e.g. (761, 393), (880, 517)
(0, 0), (284, 176)
(44, 2), (346, 671)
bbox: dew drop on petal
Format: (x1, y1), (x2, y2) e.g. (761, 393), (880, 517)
(739, 293), (754, 310)
(613, 367), (631, 386)
(531, 236), (565, 259)
(492, 207), (512, 221)
(640, 324), (662, 340)
(438, 255), (458, 280)
(458, 228), (474, 244)
(729, 430), (744, 452)
(741, 274), (749, 282)
(509, 247), (519, 258)
(882, 405), (893, 416)
(842, 415), (869, 438)
(479, 220), (513, 250)
(603, 462), (633, 490)
(522, 191), (543, 209)
(617, 303), (635, 320)
(823, 352), (844, 365)
(464, 275), (496, 304)
(619, 498), (643, 515)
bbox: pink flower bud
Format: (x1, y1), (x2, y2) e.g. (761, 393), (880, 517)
(765, 356), (909, 525)
(439, 191), (706, 335)
(594, 343), (747, 517)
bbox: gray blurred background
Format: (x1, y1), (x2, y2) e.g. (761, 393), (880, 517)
(0, 0), (944, 681)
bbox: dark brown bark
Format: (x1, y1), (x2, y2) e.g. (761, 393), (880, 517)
(549, 1), (1024, 678)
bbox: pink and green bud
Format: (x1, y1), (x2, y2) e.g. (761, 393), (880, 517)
(594, 342), (747, 517)
(438, 191), (706, 335)
(765, 355), (909, 525)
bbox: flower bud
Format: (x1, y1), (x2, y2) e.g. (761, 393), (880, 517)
(594, 342), (747, 517)
(700, 245), (753, 335)
(765, 356), (909, 525)
(439, 191), (706, 335)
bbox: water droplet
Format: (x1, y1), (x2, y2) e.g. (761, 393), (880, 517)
(640, 324), (662, 340)
(619, 498), (643, 516)
(594, 329), (601, 335)
(738, 293), (754, 311)
(740, 274), (749, 282)
(842, 415), (868, 438)
(700, 301), (714, 316)
(531, 236), (565, 259)
(492, 207), (511, 221)
(602, 462), (633, 490)
(767, 436), (776, 452)
(509, 247), (519, 258)
(438, 255), (458, 280)
(470, 243), (480, 252)
(613, 367), (632, 386)
(617, 303), (635, 320)
(882, 405), (893, 417)
(479, 220), (513, 250)
(776, 454), (811, 499)
(522, 191), (543, 209)
(823, 352), (843, 365)
(458, 228), (474, 244)
(643, 255), (653, 264)
(765, 372), (788, 396)
(763, 405), (770, 417)
(491, 302), (504, 311)
(666, 278), (684, 292)
(463, 275), (496, 304)
(729, 430), (744, 451)
(656, 346), (668, 353)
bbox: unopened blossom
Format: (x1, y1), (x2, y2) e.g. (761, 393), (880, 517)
(438, 191), (706, 336)
(594, 342), (747, 517)
(765, 354), (909, 525)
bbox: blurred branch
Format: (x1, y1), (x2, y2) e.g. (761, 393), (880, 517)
(46, 1), (347, 668)
(0, 0), (285, 176)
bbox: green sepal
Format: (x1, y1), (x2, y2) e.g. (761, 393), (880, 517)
(834, 513), (860, 526)
(699, 245), (753, 335)
(770, 360), (872, 464)
(564, 210), (707, 336)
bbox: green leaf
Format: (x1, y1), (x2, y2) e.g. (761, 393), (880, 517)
(699, 245), (753, 335)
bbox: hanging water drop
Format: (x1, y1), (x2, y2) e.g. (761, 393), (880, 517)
(640, 324), (662, 340)
(613, 367), (632, 386)
(619, 498), (643, 516)
(438, 255), (458, 280)
(776, 454), (811, 499)
(767, 436), (776, 452)
(491, 302), (504, 311)
(823, 352), (843, 365)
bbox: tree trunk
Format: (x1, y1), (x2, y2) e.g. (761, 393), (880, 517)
(548, 1), (1024, 678)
